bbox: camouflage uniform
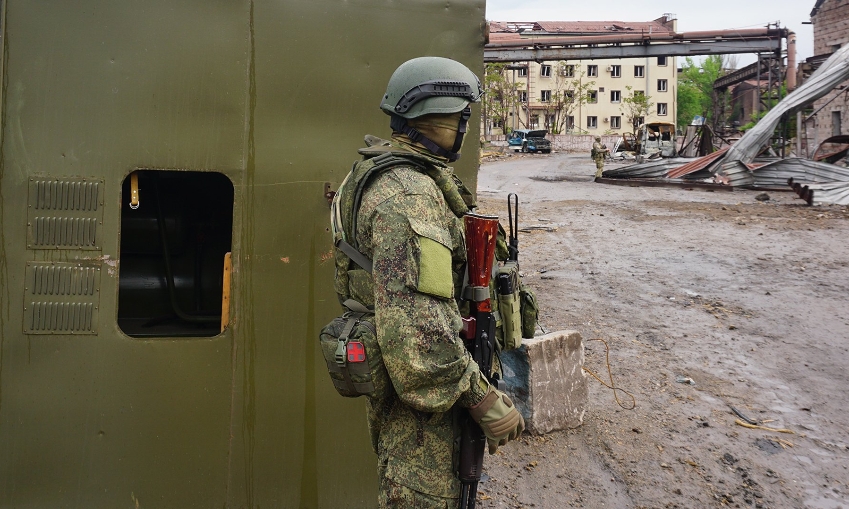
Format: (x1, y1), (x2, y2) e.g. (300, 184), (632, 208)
(342, 136), (488, 507)
(592, 138), (608, 178)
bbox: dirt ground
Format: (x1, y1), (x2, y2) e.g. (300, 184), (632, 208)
(473, 152), (849, 509)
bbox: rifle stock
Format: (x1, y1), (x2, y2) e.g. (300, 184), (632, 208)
(458, 213), (499, 509)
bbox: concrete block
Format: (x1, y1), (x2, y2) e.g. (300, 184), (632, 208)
(500, 330), (587, 435)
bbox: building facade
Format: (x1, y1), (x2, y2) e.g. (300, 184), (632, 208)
(486, 16), (678, 136)
(809, 0), (849, 144)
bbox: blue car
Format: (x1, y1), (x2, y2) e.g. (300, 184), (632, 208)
(508, 129), (552, 153)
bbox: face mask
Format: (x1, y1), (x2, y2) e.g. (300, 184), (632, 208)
(408, 112), (464, 153)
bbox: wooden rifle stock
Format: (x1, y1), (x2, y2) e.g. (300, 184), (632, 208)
(458, 213), (499, 509)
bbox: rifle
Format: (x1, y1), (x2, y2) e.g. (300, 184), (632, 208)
(458, 212), (499, 509)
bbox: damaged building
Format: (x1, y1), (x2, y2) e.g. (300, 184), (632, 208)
(806, 0), (849, 143)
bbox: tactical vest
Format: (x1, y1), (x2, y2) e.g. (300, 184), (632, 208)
(320, 137), (535, 399)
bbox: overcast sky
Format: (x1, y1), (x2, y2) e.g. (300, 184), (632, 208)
(486, 0), (815, 67)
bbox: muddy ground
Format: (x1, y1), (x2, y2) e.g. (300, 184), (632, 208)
(473, 152), (849, 509)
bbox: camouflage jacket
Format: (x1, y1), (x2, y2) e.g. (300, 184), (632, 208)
(592, 141), (607, 159)
(333, 136), (487, 498)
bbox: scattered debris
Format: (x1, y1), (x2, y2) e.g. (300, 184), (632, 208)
(729, 405), (758, 425)
(675, 375), (696, 385)
(519, 224), (559, 232)
(755, 193), (770, 202)
(734, 419), (794, 434)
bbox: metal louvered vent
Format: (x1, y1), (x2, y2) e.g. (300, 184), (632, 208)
(27, 177), (104, 250)
(24, 262), (100, 334)
(32, 180), (101, 211)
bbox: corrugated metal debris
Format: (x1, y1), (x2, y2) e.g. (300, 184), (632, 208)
(666, 146), (729, 179)
(725, 44), (849, 165)
(599, 44), (849, 205)
(789, 178), (849, 206)
(752, 158), (849, 189)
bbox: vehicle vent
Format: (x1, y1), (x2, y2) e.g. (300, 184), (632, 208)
(30, 264), (99, 296)
(27, 178), (104, 250)
(24, 262), (100, 334)
(31, 180), (101, 211)
(30, 217), (99, 248)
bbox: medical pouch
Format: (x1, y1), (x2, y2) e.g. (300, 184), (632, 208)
(319, 307), (389, 400)
(495, 260), (523, 350)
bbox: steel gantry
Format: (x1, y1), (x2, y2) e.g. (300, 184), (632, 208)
(484, 28), (787, 63)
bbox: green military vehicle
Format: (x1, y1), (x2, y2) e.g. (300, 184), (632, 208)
(0, 1), (484, 507)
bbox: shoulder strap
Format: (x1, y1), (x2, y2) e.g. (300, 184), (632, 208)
(335, 153), (427, 273)
(349, 153), (427, 251)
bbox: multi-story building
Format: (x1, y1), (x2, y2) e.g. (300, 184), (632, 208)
(486, 16), (679, 135)
(809, 0), (849, 142)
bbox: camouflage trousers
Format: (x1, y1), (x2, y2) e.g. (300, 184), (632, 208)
(594, 157), (605, 178)
(379, 476), (457, 509)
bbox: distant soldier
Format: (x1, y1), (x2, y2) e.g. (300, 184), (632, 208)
(592, 136), (609, 178)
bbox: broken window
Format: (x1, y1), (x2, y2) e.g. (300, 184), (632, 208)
(587, 65), (598, 77)
(541, 90), (551, 102)
(545, 114), (556, 128)
(657, 103), (668, 116)
(657, 56), (668, 66)
(561, 65), (575, 77)
(610, 65), (621, 78)
(610, 116), (621, 129)
(658, 79), (668, 92)
(587, 116), (598, 129)
(541, 64), (552, 77)
(610, 90), (621, 103)
(566, 116), (575, 129)
(118, 170), (234, 338)
(518, 67), (528, 77)
(529, 115), (540, 129)
(634, 65), (645, 78)
(518, 90), (528, 103)
(833, 111), (842, 136)
(587, 90), (598, 103)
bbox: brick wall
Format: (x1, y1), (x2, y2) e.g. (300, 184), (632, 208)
(811, 0), (849, 145)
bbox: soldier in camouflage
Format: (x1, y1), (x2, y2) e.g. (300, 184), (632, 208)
(592, 136), (609, 178)
(334, 57), (524, 508)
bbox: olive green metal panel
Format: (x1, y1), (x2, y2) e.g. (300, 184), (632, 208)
(0, 1), (248, 507)
(0, 0), (485, 507)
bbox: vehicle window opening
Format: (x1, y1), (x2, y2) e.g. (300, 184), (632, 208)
(117, 170), (234, 338)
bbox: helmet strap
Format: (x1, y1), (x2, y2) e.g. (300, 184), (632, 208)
(450, 107), (471, 154)
(390, 114), (462, 162)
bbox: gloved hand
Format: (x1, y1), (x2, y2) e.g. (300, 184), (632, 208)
(469, 382), (525, 454)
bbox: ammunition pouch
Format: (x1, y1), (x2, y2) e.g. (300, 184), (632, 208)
(519, 286), (539, 339)
(319, 300), (389, 399)
(495, 261), (522, 350)
(490, 224), (539, 349)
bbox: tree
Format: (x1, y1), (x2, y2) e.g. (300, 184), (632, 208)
(620, 86), (654, 132)
(677, 55), (729, 129)
(542, 62), (595, 134)
(482, 63), (520, 135)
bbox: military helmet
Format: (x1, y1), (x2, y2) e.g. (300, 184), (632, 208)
(380, 57), (482, 119)
(595, 136), (601, 142)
